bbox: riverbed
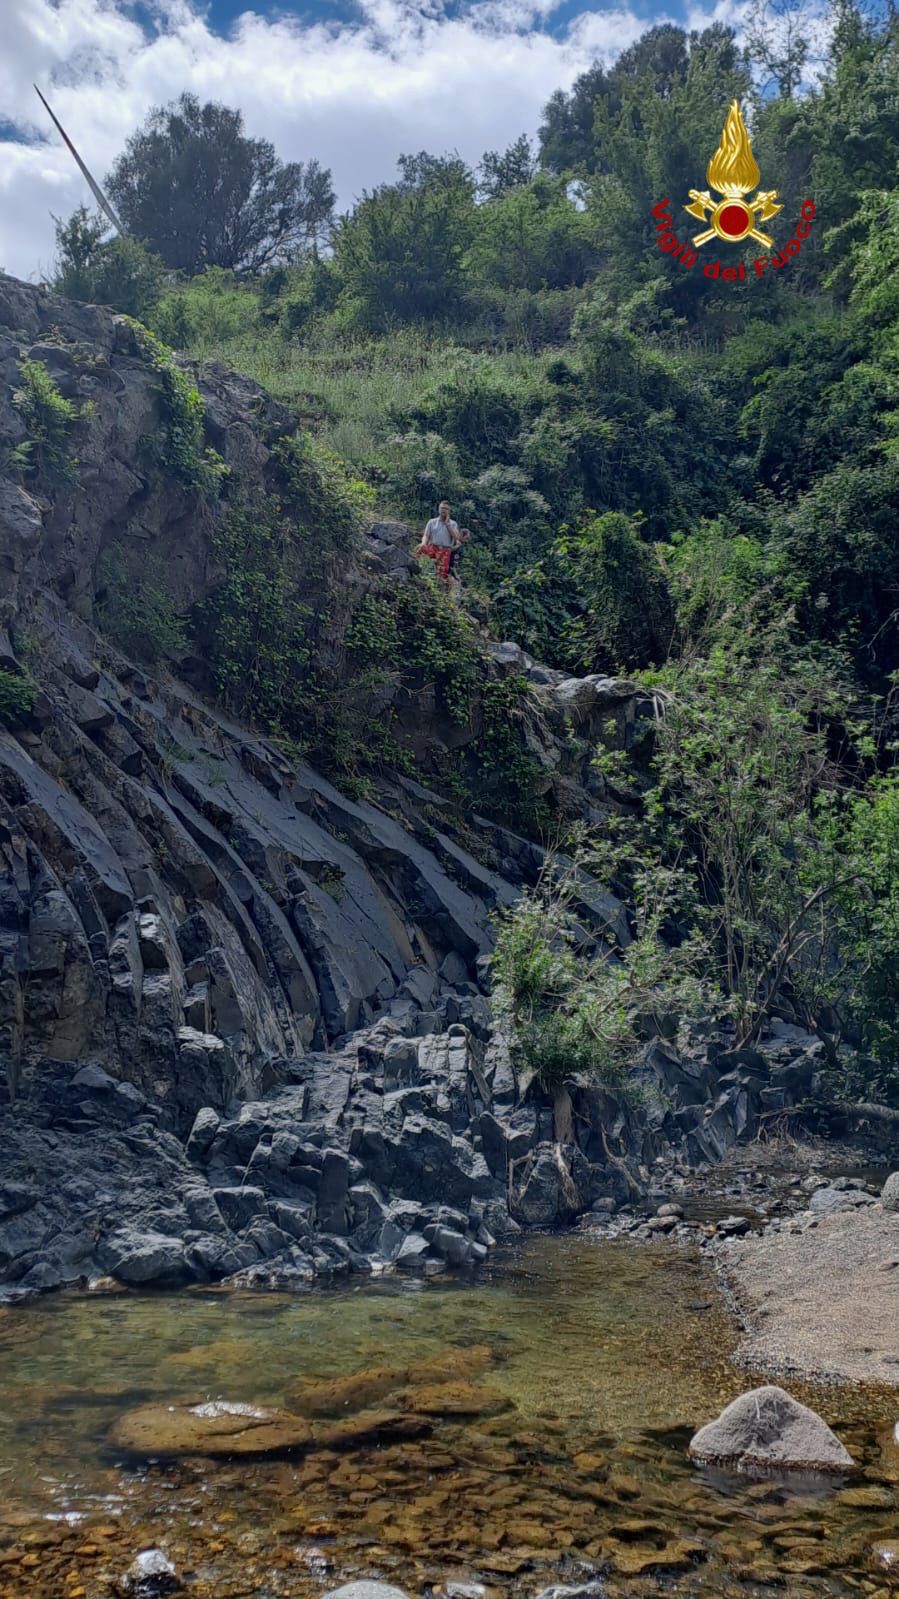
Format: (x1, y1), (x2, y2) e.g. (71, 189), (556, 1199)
(1, 1233), (896, 1598)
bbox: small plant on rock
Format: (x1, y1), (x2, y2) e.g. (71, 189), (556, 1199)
(0, 669), (38, 726)
(12, 359), (94, 485)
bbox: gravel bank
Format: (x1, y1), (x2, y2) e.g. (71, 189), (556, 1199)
(718, 1204), (899, 1387)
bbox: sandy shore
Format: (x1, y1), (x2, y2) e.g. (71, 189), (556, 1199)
(718, 1204), (899, 1387)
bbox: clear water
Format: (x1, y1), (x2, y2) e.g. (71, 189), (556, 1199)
(0, 1234), (896, 1599)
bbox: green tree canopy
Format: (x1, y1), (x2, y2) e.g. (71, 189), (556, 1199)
(106, 94), (335, 275)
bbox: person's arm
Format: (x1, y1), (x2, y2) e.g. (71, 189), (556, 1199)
(419, 521), (432, 549)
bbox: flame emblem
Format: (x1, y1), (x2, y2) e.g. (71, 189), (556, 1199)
(685, 102), (782, 248)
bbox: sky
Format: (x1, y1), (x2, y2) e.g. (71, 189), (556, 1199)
(0, 0), (754, 282)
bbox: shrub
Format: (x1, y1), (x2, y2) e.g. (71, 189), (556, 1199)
(97, 547), (188, 665)
(12, 359), (93, 484)
(558, 512), (675, 671)
(0, 669), (37, 726)
(53, 207), (164, 320)
(491, 846), (713, 1095)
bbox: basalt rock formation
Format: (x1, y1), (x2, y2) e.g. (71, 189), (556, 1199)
(0, 274), (830, 1297)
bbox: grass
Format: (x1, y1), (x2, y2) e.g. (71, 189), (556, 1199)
(179, 319), (568, 475)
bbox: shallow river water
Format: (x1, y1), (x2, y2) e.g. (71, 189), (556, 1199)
(1, 1233), (896, 1599)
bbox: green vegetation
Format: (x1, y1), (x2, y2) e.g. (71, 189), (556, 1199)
(492, 847), (714, 1093)
(12, 359), (93, 484)
(53, 208), (164, 321)
(97, 548), (188, 666)
(0, 669), (37, 726)
(125, 322), (228, 499)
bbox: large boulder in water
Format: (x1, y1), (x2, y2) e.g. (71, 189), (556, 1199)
(109, 1399), (313, 1457)
(689, 1385), (854, 1474)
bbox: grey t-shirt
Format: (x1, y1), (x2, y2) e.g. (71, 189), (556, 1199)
(425, 516), (458, 548)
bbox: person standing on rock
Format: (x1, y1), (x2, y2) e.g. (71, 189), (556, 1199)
(418, 500), (458, 583)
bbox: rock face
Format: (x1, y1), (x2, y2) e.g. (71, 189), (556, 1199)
(689, 1385), (855, 1475)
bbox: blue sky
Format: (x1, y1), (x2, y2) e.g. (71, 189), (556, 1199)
(1, 0), (751, 280)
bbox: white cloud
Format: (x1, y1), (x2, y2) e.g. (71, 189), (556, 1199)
(0, 0), (732, 281)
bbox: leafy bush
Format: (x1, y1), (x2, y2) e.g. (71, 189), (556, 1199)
(152, 269), (262, 350)
(53, 207), (164, 320)
(558, 512), (675, 671)
(0, 670), (37, 726)
(12, 359), (93, 484)
(97, 547), (188, 665)
(491, 846), (713, 1094)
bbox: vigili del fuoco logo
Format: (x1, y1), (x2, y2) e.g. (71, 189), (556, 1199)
(651, 101), (816, 281)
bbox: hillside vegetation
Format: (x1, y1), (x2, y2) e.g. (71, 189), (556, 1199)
(19, 1), (899, 1102)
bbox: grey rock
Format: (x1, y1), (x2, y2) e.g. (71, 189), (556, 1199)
(534, 1587), (606, 1599)
(323, 1586), (409, 1599)
(716, 1214), (751, 1237)
(881, 1172), (899, 1213)
(185, 1107), (220, 1162)
(100, 1229), (189, 1288)
(689, 1384), (855, 1474)
(809, 1185), (876, 1215)
(123, 1547), (181, 1596)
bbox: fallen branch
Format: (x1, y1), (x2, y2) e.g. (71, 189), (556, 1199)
(828, 1100), (899, 1126)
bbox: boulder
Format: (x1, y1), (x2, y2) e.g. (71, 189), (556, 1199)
(99, 1229), (189, 1287)
(109, 1399), (313, 1457)
(323, 1586), (410, 1599)
(689, 1385), (855, 1474)
(121, 1548), (181, 1596)
(881, 1172), (899, 1213)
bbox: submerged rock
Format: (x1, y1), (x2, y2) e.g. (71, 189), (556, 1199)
(689, 1385), (855, 1475)
(397, 1379), (512, 1417)
(109, 1399), (313, 1457)
(315, 1408), (433, 1447)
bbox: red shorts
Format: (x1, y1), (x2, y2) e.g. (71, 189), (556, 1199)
(418, 543), (452, 580)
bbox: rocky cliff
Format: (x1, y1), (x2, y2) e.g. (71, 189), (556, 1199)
(0, 275), (829, 1297)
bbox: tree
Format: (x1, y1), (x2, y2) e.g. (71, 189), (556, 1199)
(478, 135), (537, 200)
(746, 0), (813, 97)
(334, 155), (476, 329)
(52, 207), (164, 319)
(106, 94), (335, 275)
(466, 175), (600, 291)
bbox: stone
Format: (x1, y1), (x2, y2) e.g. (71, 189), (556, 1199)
(324, 1587), (410, 1599)
(881, 1172), (899, 1213)
(716, 1214), (751, 1236)
(99, 1229), (189, 1288)
(397, 1379), (512, 1417)
(808, 1185), (876, 1215)
(109, 1400), (313, 1457)
(185, 1107), (220, 1162)
(534, 1587), (606, 1599)
(291, 1365), (403, 1417)
(689, 1386), (855, 1474)
(122, 1548), (181, 1596)
(314, 1408), (432, 1447)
